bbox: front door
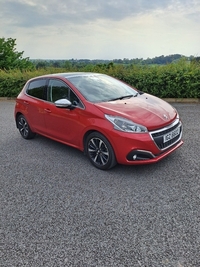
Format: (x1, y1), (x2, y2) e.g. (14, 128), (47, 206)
(44, 79), (84, 148)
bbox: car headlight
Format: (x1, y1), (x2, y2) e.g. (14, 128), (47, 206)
(105, 115), (147, 133)
(175, 109), (179, 120)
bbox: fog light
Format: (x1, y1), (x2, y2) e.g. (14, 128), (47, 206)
(133, 155), (137, 160)
(127, 150), (155, 161)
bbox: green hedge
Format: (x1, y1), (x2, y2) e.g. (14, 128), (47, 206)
(0, 69), (56, 97)
(0, 60), (200, 98)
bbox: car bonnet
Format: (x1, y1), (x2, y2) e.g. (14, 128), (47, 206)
(94, 93), (177, 131)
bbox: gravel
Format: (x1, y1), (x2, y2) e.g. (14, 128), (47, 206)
(0, 101), (200, 267)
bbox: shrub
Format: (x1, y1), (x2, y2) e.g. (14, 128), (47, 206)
(0, 60), (199, 98)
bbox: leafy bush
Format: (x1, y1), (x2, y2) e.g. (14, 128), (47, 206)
(0, 38), (34, 70)
(107, 59), (200, 98)
(0, 59), (199, 98)
(0, 68), (63, 97)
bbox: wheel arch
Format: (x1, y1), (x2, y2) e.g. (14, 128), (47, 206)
(83, 130), (117, 169)
(15, 113), (36, 135)
(83, 130), (96, 155)
(15, 112), (23, 128)
(83, 129), (116, 156)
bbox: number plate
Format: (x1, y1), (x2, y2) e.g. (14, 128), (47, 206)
(163, 127), (180, 143)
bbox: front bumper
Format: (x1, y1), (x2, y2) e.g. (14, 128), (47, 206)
(125, 140), (183, 165)
(110, 119), (183, 165)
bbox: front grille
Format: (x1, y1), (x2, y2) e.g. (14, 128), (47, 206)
(150, 120), (182, 150)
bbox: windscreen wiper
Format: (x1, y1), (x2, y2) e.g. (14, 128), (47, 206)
(108, 94), (134, 101)
(134, 92), (139, 97)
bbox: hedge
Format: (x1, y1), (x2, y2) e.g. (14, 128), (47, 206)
(0, 59), (199, 98)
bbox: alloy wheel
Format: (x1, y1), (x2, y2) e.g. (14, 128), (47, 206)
(17, 115), (36, 139)
(18, 116), (29, 138)
(88, 137), (110, 167)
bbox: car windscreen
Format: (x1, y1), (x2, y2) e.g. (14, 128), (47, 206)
(67, 74), (138, 103)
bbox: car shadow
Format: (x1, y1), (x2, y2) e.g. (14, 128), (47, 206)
(15, 133), (182, 178)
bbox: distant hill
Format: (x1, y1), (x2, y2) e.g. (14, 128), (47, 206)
(31, 54), (198, 69)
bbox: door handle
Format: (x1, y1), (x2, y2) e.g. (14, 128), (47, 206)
(24, 101), (29, 105)
(44, 108), (52, 113)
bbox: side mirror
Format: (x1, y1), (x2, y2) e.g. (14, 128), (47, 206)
(55, 99), (74, 109)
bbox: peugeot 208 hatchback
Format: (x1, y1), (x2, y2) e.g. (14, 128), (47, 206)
(15, 72), (183, 170)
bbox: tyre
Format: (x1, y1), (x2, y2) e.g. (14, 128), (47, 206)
(85, 132), (117, 170)
(17, 115), (36, 139)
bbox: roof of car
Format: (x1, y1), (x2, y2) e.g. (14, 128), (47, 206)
(38, 72), (102, 79)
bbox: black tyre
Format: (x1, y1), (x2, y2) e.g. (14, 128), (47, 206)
(17, 115), (36, 139)
(85, 132), (117, 170)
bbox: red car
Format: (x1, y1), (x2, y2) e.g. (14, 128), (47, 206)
(14, 72), (183, 170)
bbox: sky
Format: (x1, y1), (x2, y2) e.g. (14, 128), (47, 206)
(0, 0), (200, 60)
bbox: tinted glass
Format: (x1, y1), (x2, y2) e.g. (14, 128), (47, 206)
(70, 90), (83, 107)
(48, 79), (69, 102)
(48, 79), (83, 108)
(67, 74), (138, 103)
(27, 79), (47, 100)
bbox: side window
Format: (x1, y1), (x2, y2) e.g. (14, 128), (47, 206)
(27, 79), (47, 100)
(48, 79), (69, 102)
(70, 90), (81, 106)
(47, 79), (84, 108)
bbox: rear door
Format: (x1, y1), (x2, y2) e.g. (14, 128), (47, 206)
(25, 78), (47, 134)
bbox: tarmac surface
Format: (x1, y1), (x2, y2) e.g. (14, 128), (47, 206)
(1, 101), (200, 267)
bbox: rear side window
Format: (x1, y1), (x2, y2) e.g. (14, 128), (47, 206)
(27, 79), (47, 100)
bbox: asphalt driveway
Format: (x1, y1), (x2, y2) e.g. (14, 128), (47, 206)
(1, 101), (200, 267)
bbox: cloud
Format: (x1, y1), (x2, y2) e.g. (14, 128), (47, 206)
(2, 0), (199, 28)
(1, 0), (200, 59)
(2, 0), (53, 28)
(2, 0), (191, 28)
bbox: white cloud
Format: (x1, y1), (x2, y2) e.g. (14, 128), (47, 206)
(0, 0), (199, 59)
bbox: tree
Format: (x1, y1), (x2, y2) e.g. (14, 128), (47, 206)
(0, 37), (34, 70)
